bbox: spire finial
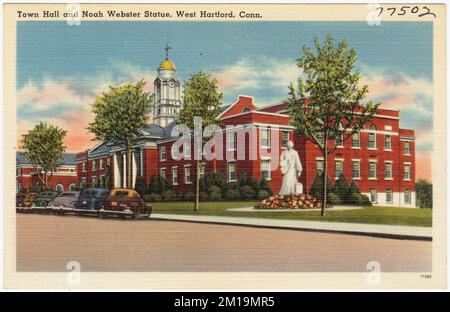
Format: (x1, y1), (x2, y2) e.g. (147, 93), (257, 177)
(165, 41), (171, 60)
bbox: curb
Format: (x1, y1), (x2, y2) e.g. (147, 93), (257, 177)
(151, 214), (432, 241)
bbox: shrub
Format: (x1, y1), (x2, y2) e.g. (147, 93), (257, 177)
(224, 187), (240, 200)
(258, 177), (273, 195)
(162, 190), (176, 201)
(200, 172), (226, 192)
(240, 185), (256, 200)
(257, 190), (270, 200)
(208, 186), (222, 201)
(144, 193), (162, 202)
(357, 194), (372, 207)
(184, 192), (195, 202)
(200, 192), (208, 201)
(416, 179), (432, 208)
(345, 181), (361, 204)
(332, 174), (349, 201)
(148, 175), (160, 194)
(309, 173), (332, 202)
(327, 192), (342, 205)
(134, 175), (147, 195)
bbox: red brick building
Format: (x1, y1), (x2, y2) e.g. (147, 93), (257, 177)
(16, 152), (78, 192)
(76, 57), (416, 207)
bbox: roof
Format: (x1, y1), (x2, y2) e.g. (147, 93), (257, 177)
(16, 152), (76, 166)
(142, 123), (165, 137)
(158, 58), (176, 71)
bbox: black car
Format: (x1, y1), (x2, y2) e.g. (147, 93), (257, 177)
(74, 188), (110, 210)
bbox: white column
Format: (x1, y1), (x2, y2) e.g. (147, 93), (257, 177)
(113, 153), (120, 188)
(123, 153), (127, 188)
(140, 148), (144, 176)
(132, 151), (138, 188)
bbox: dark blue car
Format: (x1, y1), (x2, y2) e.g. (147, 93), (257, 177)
(74, 188), (110, 211)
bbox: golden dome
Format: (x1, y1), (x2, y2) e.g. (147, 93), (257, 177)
(158, 58), (176, 71)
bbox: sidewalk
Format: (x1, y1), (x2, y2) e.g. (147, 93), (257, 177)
(151, 213), (432, 241)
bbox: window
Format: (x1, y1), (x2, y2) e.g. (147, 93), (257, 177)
(404, 141), (411, 155)
(55, 184), (64, 192)
(386, 188), (393, 204)
(281, 131), (290, 148)
(385, 135), (392, 150)
(227, 131), (236, 151)
(352, 161), (360, 179)
(243, 108), (251, 113)
(368, 125), (377, 149)
(228, 161), (236, 182)
(69, 183), (77, 191)
(370, 189), (377, 203)
(99, 159), (104, 170)
(184, 166), (191, 184)
(352, 132), (360, 148)
(404, 189), (411, 204)
(199, 163), (206, 179)
(369, 161), (377, 179)
(92, 176), (97, 186)
(171, 167), (178, 185)
(261, 159), (271, 180)
(92, 160), (97, 171)
(160, 168), (166, 180)
(385, 162), (393, 179)
(160, 146), (167, 161)
(260, 128), (271, 148)
(82, 162), (87, 172)
(335, 160), (343, 178)
(316, 160), (324, 176)
(404, 163), (411, 180)
(336, 123), (344, 147)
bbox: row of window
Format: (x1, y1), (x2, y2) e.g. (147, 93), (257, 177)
(159, 164), (206, 185)
(369, 188), (412, 204)
(317, 159), (412, 180)
(81, 158), (110, 172)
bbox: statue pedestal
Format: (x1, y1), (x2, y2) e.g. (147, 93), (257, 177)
(295, 182), (303, 195)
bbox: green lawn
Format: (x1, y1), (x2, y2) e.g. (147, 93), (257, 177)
(150, 201), (432, 227)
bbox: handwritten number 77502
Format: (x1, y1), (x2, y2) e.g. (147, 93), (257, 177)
(375, 6), (436, 18)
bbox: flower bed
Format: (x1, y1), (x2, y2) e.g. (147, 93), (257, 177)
(255, 194), (332, 210)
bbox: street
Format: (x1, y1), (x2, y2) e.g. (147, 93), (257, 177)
(16, 214), (431, 272)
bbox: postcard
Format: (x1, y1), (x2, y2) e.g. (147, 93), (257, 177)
(3, 3), (446, 289)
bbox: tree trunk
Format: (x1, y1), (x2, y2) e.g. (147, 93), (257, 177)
(126, 145), (133, 188)
(195, 160), (200, 211)
(321, 138), (328, 217)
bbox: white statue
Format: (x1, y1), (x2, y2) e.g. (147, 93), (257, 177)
(279, 141), (303, 195)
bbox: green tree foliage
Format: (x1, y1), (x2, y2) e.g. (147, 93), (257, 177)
(88, 80), (153, 188)
(309, 173), (332, 202)
(416, 179), (432, 208)
(332, 174), (349, 202)
(134, 175), (147, 195)
(258, 177), (273, 195)
(287, 36), (379, 216)
(21, 122), (67, 190)
(178, 71), (223, 211)
(346, 181), (361, 205)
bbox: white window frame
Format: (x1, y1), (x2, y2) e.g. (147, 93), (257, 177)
(368, 160), (377, 180)
(92, 175), (97, 186)
(261, 159), (272, 181)
(92, 160), (97, 171)
(404, 141), (411, 155)
(316, 159), (324, 177)
(260, 128), (271, 148)
(184, 165), (192, 184)
(384, 135), (392, 151)
(334, 159), (343, 178)
(160, 167), (166, 180)
(171, 166), (178, 185)
(199, 163), (206, 179)
(281, 131), (290, 149)
(160, 146), (167, 161)
(55, 183), (64, 192)
(404, 189), (411, 204)
(351, 132), (360, 149)
(227, 161), (237, 182)
(386, 188), (393, 204)
(99, 159), (104, 170)
(370, 188), (377, 203)
(403, 163), (411, 181)
(227, 131), (237, 151)
(384, 161), (393, 180)
(82, 162), (87, 172)
(352, 159), (361, 180)
(368, 132), (377, 149)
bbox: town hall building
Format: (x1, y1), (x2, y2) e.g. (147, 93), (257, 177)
(75, 55), (416, 207)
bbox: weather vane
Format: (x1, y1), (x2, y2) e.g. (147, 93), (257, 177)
(165, 41), (171, 59)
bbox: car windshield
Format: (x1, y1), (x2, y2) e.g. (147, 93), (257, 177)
(82, 190), (98, 198)
(113, 191), (129, 197)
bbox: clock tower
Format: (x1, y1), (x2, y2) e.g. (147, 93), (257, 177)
(153, 44), (182, 127)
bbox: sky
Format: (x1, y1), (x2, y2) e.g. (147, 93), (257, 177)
(17, 21), (433, 180)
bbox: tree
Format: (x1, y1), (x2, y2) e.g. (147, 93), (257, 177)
(332, 173), (349, 202)
(21, 122), (67, 190)
(309, 173), (332, 202)
(416, 179), (432, 208)
(178, 71), (223, 211)
(88, 80), (153, 188)
(287, 36), (379, 216)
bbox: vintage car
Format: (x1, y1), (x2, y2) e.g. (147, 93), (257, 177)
(16, 192), (26, 207)
(22, 192), (38, 208)
(31, 191), (60, 208)
(101, 188), (152, 218)
(48, 191), (80, 209)
(74, 188), (110, 211)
